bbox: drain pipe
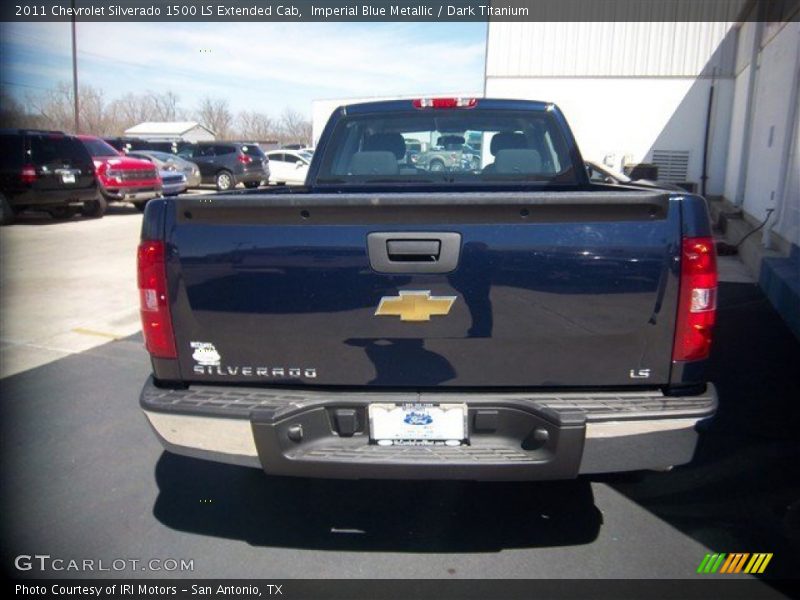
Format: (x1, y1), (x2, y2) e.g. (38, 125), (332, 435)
(701, 67), (717, 197)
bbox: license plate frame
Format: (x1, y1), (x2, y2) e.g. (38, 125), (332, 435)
(368, 403), (468, 445)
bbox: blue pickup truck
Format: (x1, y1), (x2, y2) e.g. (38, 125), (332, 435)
(137, 98), (718, 480)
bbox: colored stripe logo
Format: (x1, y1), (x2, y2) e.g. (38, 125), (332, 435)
(697, 553), (773, 574)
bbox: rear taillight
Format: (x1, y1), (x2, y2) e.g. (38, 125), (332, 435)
(20, 164), (36, 184)
(237, 154), (252, 164)
(412, 97), (477, 109)
(673, 236), (718, 362)
(137, 240), (177, 359)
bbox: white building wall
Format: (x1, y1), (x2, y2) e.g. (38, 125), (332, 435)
(775, 106), (800, 246)
(486, 22), (738, 193)
(724, 62), (752, 201)
(182, 126), (215, 143)
(487, 22), (737, 78)
(735, 20), (758, 73)
(741, 21), (800, 244)
(312, 98), (363, 144)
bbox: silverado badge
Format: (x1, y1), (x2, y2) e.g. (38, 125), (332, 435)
(375, 291), (457, 322)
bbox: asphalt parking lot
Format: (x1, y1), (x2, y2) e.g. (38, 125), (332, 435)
(1, 206), (799, 589)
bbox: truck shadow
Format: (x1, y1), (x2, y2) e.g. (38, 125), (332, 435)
(601, 282), (800, 579)
(152, 454), (602, 552)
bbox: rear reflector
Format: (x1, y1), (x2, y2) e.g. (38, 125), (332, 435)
(137, 240), (177, 359)
(412, 97), (477, 109)
(673, 237), (718, 362)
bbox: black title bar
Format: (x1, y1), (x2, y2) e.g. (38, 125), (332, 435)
(3, 0), (800, 22)
(7, 579), (797, 600)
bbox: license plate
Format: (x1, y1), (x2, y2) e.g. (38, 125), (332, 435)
(369, 403), (467, 444)
(61, 172), (76, 184)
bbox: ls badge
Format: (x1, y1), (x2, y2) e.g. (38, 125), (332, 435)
(375, 291), (457, 322)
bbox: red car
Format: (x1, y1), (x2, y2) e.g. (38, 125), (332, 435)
(78, 135), (162, 212)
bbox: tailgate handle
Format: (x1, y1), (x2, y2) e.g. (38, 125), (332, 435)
(368, 232), (461, 274)
(386, 240), (441, 262)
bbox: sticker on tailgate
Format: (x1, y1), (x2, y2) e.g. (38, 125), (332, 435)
(190, 341), (221, 366)
(189, 341), (317, 379)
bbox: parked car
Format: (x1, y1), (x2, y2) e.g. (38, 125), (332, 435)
(138, 98), (718, 482)
(127, 150), (201, 189)
(412, 135), (480, 172)
(177, 142), (269, 191)
(104, 137), (149, 154)
(104, 137), (192, 156)
(265, 149), (310, 185)
(78, 135), (162, 212)
(0, 129), (101, 224)
(585, 160), (685, 192)
(403, 138), (422, 165)
(127, 151), (187, 197)
(138, 140), (193, 155)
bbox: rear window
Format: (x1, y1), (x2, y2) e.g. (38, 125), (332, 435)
(103, 138), (126, 151)
(30, 135), (91, 166)
(148, 151), (175, 161)
(316, 109), (577, 186)
(241, 144), (265, 158)
(146, 142), (177, 153)
(0, 134), (24, 167)
(81, 137), (120, 158)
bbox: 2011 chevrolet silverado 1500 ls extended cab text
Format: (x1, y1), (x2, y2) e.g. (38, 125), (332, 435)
(138, 98), (718, 480)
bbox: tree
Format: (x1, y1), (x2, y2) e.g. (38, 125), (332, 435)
(29, 81), (75, 132)
(149, 91), (181, 121)
(278, 107), (312, 145)
(26, 81), (124, 135)
(14, 81), (313, 142)
(236, 110), (277, 141)
(0, 91), (43, 129)
(195, 96), (233, 139)
(105, 90), (184, 135)
(108, 92), (155, 128)
(78, 85), (115, 136)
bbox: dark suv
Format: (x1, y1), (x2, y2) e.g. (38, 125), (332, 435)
(104, 137), (194, 156)
(178, 142), (269, 191)
(0, 129), (101, 225)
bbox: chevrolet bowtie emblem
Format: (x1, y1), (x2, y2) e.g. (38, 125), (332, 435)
(375, 291), (457, 322)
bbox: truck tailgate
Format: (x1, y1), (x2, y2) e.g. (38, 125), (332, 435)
(164, 191), (680, 387)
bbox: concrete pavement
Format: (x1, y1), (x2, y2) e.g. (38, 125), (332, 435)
(0, 206), (143, 378)
(0, 204), (797, 587)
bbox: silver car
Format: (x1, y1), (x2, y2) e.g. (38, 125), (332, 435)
(128, 150), (201, 189)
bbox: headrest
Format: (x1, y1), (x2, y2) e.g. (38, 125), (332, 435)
(493, 149), (543, 174)
(348, 151), (399, 176)
(363, 133), (406, 160)
(490, 132), (527, 156)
